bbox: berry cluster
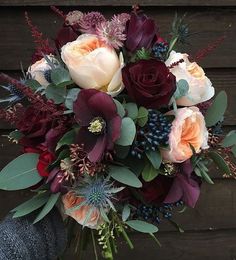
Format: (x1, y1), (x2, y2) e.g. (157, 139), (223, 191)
(131, 110), (172, 159)
(152, 42), (168, 60)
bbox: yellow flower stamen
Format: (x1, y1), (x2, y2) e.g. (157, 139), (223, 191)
(88, 118), (105, 134)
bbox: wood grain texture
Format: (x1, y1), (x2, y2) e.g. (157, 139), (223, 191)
(0, 7), (235, 69)
(1, 0), (236, 6)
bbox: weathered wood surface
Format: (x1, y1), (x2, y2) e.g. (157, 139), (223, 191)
(1, 0), (236, 6)
(0, 7), (236, 69)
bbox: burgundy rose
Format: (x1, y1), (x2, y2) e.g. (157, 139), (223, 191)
(122, 59), (176, 109)
(37, 151), (55, 177)
(125, 11), (157, 52)
(73, 89), (122, 162)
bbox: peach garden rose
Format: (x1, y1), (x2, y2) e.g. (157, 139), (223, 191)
(62, 191), (103, 229)
(161, 107), (209, 163)
(61, 34), (124, 97)
(165, 51), (215, 106)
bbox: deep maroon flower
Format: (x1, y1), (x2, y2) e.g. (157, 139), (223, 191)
(164, 160), (201, 208)
(47, 168), (67, 194)
(122, 59), (176, 109)
(125, 11), (157, 52)
(55, 26), (79, 50)
(73, 89), (121, 162)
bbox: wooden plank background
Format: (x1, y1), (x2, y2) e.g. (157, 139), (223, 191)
(0, 1), (236, 259)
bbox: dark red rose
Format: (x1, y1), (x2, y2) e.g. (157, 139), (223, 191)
(37, 151), (55, 177)
(122, 59), (176, 109)
(73, 89), (122, 162)
(125, 11), (157, 52)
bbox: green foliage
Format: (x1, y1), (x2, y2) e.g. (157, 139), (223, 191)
(25, 79), (42, 91)
(11, 192), (50, 218)
(142, 162), (159, 182)
(51, 67), (73, 87)
(56, 128), (78, 150)
(114, 99), (126, 118)
(65, 88), (80, 110)
(221, 130), (236, 147)
(122, 204), (131, 222)
(0, 153), (42, 190)
(137, 106), (149, 127)
(208, 151), (231, 176)
(193, 155), (214, 184)
(115, 117), (136, 146)
(45, 84), (66, 104)
(125, 220), (158, 233)
(145, 150), (162, 169)
(109, 165), (142, 188)
(8, 130), (24, 142)
(174, 79), (189, 99)
(123, 103), (138, 120)
(34, 193), (60, 224)
(114, 145), (130, 159)
(132, 48), (152, 62)
(205, 91), (227, 127)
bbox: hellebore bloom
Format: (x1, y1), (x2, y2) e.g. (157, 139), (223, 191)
(73, 89), (121, 162)
(164, 160), (201, 208)
(125, 11), (157, 52)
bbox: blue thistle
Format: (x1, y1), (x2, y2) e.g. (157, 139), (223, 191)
(131, 110), (172, 159)
(0, 84), (25, 105)
(68, 177), (124, 226)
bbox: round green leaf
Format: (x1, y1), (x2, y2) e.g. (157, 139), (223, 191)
(205, 91), (227, 127)
(109, 165), (142, 188)
(142, 162), (159, 182)
(0, 153), (42, 190)
(126, 220), (158, 233)
(114, 99), (125, 118)
(116, 117), (136, 146)
(146, 150), (162, 169)
(221, 130), (236, 147)
(51, 67), (71, 86)
(45, 84), (66, 104)
(137, 107), (149, 127)
(124, 103), (138, 120)
(65, 88), (80, 109)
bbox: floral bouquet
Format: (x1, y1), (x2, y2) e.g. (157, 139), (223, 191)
(0, 5), (235, 259)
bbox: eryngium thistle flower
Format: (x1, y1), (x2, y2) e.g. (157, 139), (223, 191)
(0, 84), (25, 105)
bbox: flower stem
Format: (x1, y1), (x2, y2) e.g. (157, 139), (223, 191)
(91, 230), (99, 260)
(167, 36), (178, 57)
(120, 225), (134, 250)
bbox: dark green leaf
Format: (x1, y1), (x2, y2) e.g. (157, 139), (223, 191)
(109, 165), (142, 188)
(65, 88), (80, 110)
(56, 129), (78, 150)
(208, 151), (231, 176)
(45, 84), (66, 104)
(124, 103), (138, 120)
(49, 149), (70, 169)
(126, 220), (158, 233)
(221, 130), (236, 147)
(146, 150), (162, 169)
(142, 162), (159, 182)
(0, 153), (42, 190)
(195, 167), (214, 184)
(122, 204), (131, 222)
(137, 107), (149, 127)
(34, 193), (60, 224)
(115, 117), (136, 146)
(114, 145), (130, 159)
(12, 192), (50, 218)
(205, 91), (227, 127)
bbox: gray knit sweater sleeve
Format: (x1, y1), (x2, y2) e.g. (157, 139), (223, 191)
(0, 208), (67, 260)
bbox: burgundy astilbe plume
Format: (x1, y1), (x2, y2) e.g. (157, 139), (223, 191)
(25, 12), (54, 62)
(50, 5), (66, 20)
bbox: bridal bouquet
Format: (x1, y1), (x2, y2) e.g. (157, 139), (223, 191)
(0, 6), (234, 259)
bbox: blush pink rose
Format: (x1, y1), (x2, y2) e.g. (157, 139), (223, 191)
(62, 191), (103, 229)
(161, 107), (209, 163)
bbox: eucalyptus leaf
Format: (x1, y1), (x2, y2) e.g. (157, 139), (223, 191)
(137, 107), (149, 127)
(146, 150), (162, 169)
(12, 192), (50, 218)
(109, 165), (142, 188)
(221, 130), (236, 147)
(231, 145), (236, 157)
(124, 103), (138, 120)
(208, 151), (231, 176)
(25, 79), (42, 91)
(45, 84), (66, 104)
(51, 67), (72, 87)
(0, 153), (42, 190)
(126, 220), (158, 233)
(116, 117), (136, 146)
(122, 204), (131, 222)
(34, 193), (60, 224)
(205, 91), (227, 127)
(174, 79), (189, 99)
(142, 162), (159, 182)
(114, 99), (125, 118)
(65, 88), (80, 110)
(56, 129), (78, 150)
